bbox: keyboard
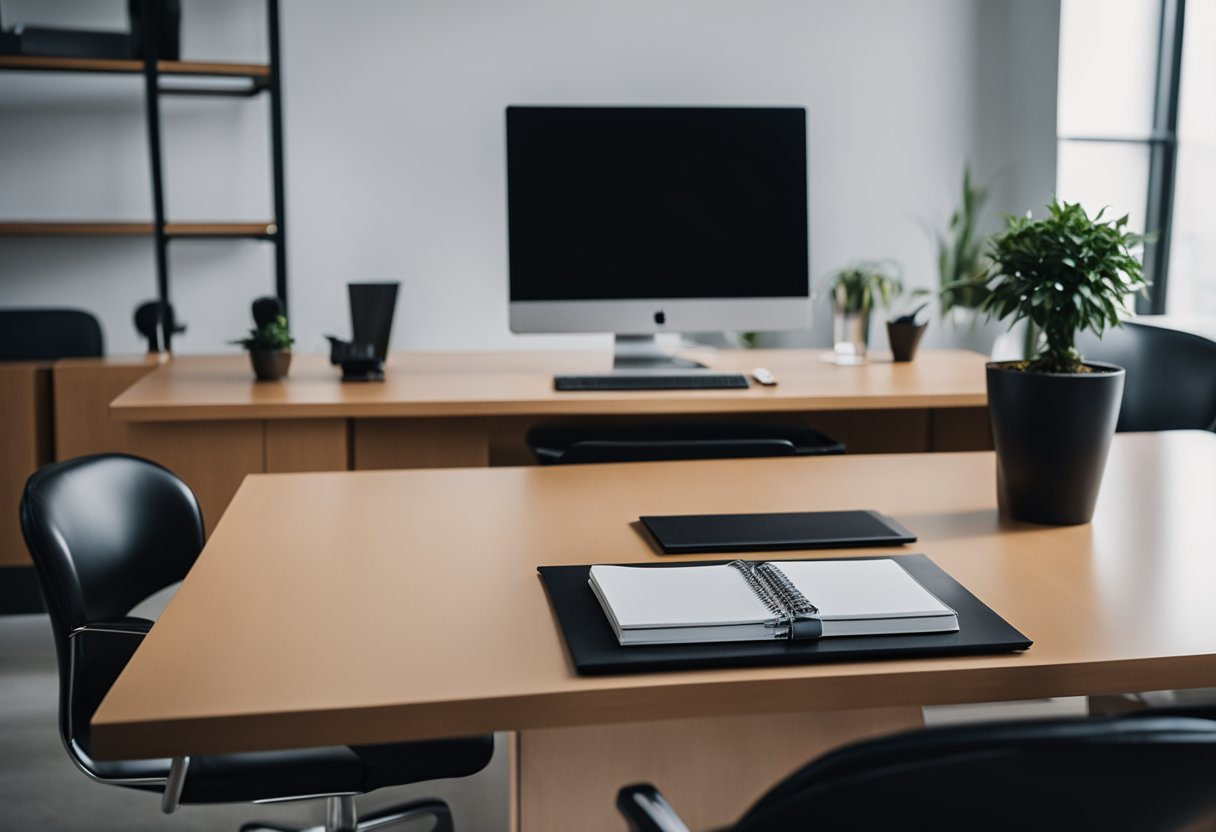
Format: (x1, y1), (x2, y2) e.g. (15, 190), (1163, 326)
(554, 372), (750, 391)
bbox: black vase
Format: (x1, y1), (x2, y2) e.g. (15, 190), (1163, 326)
(986, 362), (1125, 525)
(349, 282), (399, 362)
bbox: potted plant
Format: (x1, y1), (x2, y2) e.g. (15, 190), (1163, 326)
(823, 261), (902, 365)
(978, 198), (1147, 525)
(233, 297), (295, 381)
(886, 289), (931, 362)
(937, 166), (991, 325)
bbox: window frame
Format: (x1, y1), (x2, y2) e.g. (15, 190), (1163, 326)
(1056, 0), (1185, 314)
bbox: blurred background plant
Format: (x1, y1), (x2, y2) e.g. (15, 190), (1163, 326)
(823, 260), (903, 314)
(937, 166), (991, 321)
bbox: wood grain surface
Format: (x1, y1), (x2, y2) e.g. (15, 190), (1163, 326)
(92, 432), (1216, 760)
(109, 349), (990, 422)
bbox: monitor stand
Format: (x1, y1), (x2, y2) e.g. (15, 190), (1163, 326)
(612, 334), (706, 370)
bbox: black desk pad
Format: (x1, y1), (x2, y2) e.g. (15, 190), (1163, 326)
(640, 509), (916, 554)
(538, 554), (1031, 675)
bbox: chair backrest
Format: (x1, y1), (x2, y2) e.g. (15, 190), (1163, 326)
(731, 715), (1216, 831)
(20, 454), (203, 770)
(1077, 321), (1216, 432)
(0, 308), (104, 361)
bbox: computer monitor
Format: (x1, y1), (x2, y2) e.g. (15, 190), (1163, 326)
(506, 106), (811, 368)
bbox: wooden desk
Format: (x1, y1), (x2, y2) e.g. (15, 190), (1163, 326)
(109, 349), (989, 422)
(96, 350), (992, 531)
(93, 432), (1216, 829)
(0, 363), (52, 570)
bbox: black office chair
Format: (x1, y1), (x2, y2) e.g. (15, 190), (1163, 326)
(0, 308), (104, 360)
(528, 422), (845, 465)
(616, 715), (1216, 832)
(1077, 320), (1216, 432)
(21, 454), (493, 832)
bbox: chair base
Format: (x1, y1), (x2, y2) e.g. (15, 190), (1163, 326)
(240, 796), (453, 832)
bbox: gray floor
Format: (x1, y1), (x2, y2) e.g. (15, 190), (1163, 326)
(0, 613), (510, 831)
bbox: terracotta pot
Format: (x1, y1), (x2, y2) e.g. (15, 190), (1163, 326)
(249, 349), (291, 381)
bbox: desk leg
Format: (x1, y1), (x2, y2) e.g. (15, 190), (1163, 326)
(516, 706), (923, 831)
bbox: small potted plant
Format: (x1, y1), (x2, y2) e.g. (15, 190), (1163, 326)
(978, 198), (1146, 525)
(886, 289), (931, 362)
(233, 297), (295, 381)
(823, 261), (902, 365)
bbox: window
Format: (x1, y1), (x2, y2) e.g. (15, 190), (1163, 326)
(1166, 0), (1216, 316)
(1056, 0), (1202, 316)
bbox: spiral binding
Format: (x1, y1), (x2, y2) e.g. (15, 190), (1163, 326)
(728, 560), (819, 639)
(728, 560), (784, 618)
(756, 562), (818, 617)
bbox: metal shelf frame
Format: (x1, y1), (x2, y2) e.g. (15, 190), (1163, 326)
(0, 0), (288, 350)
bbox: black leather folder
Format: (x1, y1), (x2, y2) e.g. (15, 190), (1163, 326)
(538, 554), (1031, 675)
(640, 510), (916, 554)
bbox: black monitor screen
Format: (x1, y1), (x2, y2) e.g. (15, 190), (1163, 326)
(507, 107), (808, 302)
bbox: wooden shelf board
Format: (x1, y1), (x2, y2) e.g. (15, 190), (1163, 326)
(0, 56), (269, 78)
(0, 222), (153, 236)
(161, 60), (270, 78)
(0, 221), (276, 237)
(165, 222), (276, 237)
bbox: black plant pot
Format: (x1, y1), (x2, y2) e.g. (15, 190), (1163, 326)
(887, 321), (928, 362)
(986, 361), (1125, 525)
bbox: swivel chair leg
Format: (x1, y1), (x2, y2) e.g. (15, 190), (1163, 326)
(360, 798), (454, 832)
(325, 795), (358, 831)
(239, 795), (454, 832)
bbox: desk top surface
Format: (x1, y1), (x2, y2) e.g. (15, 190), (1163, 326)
(108, 349), (989, 422)
(92, 431), (1216, 759)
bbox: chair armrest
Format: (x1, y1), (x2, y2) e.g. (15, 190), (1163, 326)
(617, 784), (691, 832)
(71, 617), (154, 637)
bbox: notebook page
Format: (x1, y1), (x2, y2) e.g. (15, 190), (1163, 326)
(589, 564), (774, 629)
(775, 559), (954, 620)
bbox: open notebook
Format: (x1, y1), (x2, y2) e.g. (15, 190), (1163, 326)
(589, 558), (958, 645)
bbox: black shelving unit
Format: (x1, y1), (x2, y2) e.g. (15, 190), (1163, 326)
(0, 0), (288, 350)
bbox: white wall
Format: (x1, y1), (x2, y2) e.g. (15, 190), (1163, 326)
(0, 0), (1059, 356)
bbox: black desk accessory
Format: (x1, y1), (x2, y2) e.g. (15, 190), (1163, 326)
(538, 554), (1031, 675)
(325, 282), (400, 382)
(326, 337), (382, 382)
(133, 300), (185, 354)
(1, 1), (180, 60)
(554, 372), (750, 391)
(641, 510), (915, 554)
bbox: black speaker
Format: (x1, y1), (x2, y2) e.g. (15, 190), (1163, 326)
(349, 283), (399, 362)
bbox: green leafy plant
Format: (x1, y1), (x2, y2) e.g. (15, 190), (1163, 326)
(937, 166), (991, 316)
(980, 198), (1147, 374)
(824, 261), (902, 315)
(232, 315), (295, 351)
